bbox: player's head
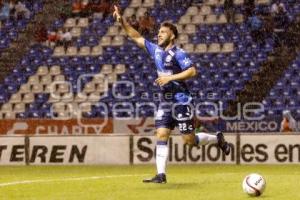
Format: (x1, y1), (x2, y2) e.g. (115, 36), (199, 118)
(158, 22), (178, 48)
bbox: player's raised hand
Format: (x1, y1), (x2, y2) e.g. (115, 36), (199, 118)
(113, 5), (122, 23)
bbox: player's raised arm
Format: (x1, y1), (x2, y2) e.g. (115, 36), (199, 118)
(113, 5), (145, 49)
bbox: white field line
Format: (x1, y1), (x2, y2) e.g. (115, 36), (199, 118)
(0, 174), (150, 187)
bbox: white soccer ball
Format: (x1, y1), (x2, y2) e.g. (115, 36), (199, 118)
(242, 173), (266, 197)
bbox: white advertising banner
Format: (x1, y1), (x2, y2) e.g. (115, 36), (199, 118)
(29, 136), (130, 165)
(132, 135), (237, 164)
(240, 135), (300, 164)
(0, 134), (299, 165)
(0, 136), (130, 165)
(0, 137), (25, 165)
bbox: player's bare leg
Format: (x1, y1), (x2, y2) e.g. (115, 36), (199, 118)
(143, 128), (171, 184)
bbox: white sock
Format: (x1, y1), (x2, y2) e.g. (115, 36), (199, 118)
(156, 141), (168, 174)
(195, 132), (218, 145)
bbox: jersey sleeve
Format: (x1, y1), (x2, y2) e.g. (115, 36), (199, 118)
(175, 49), (193, 70)
(144, 39), (157, 58)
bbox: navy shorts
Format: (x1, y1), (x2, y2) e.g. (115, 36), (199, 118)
(155, 103), (194, 134)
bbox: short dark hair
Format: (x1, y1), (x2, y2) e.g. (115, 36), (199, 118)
(161, 22), (178, 39)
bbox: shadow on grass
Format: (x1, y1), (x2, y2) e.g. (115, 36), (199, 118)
(140, 182), (201, 190)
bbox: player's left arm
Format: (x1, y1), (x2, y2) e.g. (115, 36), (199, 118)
(155, 67), (197, 86)
(155, 49), (197, 86)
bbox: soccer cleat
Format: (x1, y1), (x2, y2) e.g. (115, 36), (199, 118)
(143, 173), (167, 184)
(217, 131), (230, 155)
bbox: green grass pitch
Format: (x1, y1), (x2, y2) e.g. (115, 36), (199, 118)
(0, 165), (299, 200)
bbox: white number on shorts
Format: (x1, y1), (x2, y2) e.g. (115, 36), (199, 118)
(179, 123), (193, 132)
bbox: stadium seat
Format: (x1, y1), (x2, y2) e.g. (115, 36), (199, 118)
(191, 15), (204, 24)
(176, 24), (183, 33)
(257, 0), (270, 4)
(79, 46), (91, 56)
(77, 18), (89, 28)
(204, 15), (217, 24)
(96, 82), (107, 92)
(199, 6), (211, 15)
(107, 26), (119, 36)
(13, 103), (25, 113)
(57, 82), (70, 93)
(186, 6), (198, 16)
(101, 64), (113, 74)
(143, 0), (155, 7)
(50, 65), (61, 75)
(136, 7), (147, 17)
(217, 14), (227, 24)
(66, 46), (78, 56)
(19, 84), (31, 94)
(184, 24), (196, 34)
(130, 0), (142, 7)
(233, 0), (244, 4)
(119, 27), (127, 36)
(235, 14), (244, 23)
(9, 93), (22, 103)
(111, 36), (125, 46)
(41, 74), (52, 85)
(71, 27), (81, 37)
(177, 34), (189, 44)
(3, 112), (15, 119)
(54, 75), (65, 82)
(204, 0), (219, 5)
(208, 43), (221, 53)
(74, 93), (87, 102)
(32, 84), (43, 93)
(93, 74), (105, 83)
(36, 66), (49, 76)
(1, 103), (12, 112)
(91, 45), (103, 56)
(114, 64), (126, 74)
(123, 8), (135, 17)
(64, 18), (76, 28)
(107, 73), (117, 83)
(100, 36), (112, 46)
(23, 93), (35, 103)
(221, 43), (234, 53)
(83, 82), (96, 93)
(183, 44), (194, 53)
(52, 102), (67, 112)
(179, 16), (191, 25)
(48, 91), (61, 102)
(28, 75), (40, 85)
(195, 44), (207, 53)
(53, 47), (65, 57)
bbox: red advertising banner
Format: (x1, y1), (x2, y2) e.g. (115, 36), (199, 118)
(0, 119), (113, 135)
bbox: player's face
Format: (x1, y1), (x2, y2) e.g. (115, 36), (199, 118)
(157, 26), (173, 47)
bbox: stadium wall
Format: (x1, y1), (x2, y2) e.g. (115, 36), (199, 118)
(0, 134), (299, 165)
(1, 118), (294, 135)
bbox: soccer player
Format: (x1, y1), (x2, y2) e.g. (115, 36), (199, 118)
(113, 6), (230, 183)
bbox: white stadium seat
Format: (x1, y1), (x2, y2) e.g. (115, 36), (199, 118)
(195, 44), (207, 53)
(79, 46), (91, 56)
(91, 45), (103, 56)
(111, 36), (124, 46)
(66, 46), (78, 56)
(36, 66), (49, 76)
(53, 46), (65, 57)
(186, 6), (198, 16)
(77, 18), (89, 28)
(64, 18), (76, 28)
